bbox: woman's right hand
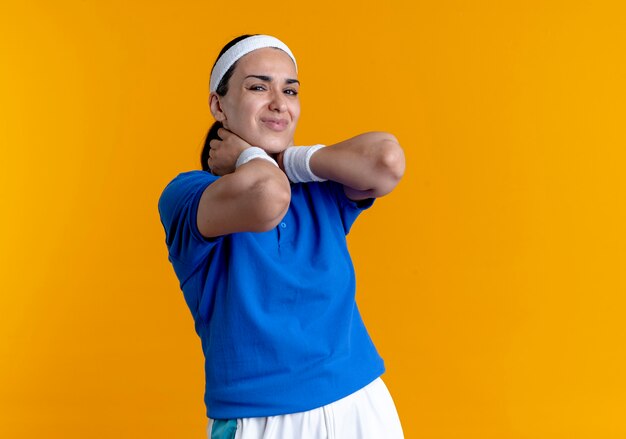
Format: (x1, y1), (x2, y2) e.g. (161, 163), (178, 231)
(208, 127), (253, 176)
(197, 126), (292, 238)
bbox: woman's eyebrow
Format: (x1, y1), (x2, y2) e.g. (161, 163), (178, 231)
(244, 74), (300, 85)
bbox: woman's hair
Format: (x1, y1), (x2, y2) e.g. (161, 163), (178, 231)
(201, 34), (258, 172)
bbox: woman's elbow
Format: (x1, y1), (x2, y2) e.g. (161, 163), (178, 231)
(250, 174), (291, 232)
(377, 136), (406, 186)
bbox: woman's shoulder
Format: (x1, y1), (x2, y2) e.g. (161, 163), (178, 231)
(165, 169), (217, 187)
(158, 170), (219, 221)
(161, 170), (219, 199)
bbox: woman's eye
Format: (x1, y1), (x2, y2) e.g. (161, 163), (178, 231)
(249, 85), (266, 91)
(285, 89), (298, 96)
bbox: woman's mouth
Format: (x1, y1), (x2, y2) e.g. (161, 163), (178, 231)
(261, 118), (288, 132)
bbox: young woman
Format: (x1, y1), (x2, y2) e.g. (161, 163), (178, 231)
(158, 34), (406, 439)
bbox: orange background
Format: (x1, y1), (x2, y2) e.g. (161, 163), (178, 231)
(2, 1), (625, 438)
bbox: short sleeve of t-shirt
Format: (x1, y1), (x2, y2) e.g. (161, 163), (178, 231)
(323, 180), (375, 235)
(157, 170), (222, 269)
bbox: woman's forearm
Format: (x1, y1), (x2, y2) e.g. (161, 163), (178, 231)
(309, 132), (406, 199)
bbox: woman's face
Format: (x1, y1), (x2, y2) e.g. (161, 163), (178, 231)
(210, 47), (300, 154)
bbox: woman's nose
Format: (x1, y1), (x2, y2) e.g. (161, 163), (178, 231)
(269, 90), (287, 112)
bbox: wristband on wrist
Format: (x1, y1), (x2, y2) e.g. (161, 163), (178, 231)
(282, 144), (327, 183)
(235, 147), (279, 169)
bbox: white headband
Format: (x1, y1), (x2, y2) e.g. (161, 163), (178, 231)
(209, 35), (298, 93)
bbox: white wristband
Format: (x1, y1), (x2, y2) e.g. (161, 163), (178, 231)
(235, 147), (278, 169)
(282, 144), (327, 183)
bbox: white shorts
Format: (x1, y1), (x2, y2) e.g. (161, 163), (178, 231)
(207, 378), (404, 439)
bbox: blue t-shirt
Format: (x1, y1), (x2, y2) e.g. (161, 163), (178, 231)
(158, 170), (385, 419)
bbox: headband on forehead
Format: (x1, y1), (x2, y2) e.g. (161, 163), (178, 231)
(209, 35), (298, 93)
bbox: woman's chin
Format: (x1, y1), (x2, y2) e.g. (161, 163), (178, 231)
(248, 127), (295, 153)
(259, 140), (291, 154)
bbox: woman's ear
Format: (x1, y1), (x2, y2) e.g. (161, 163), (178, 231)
(209, 93), (227, 124)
